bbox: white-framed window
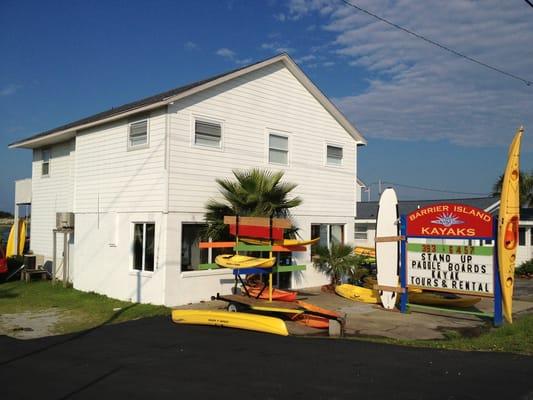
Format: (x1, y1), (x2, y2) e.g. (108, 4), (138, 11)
(354, 224), (368, 240)
(310, 223), (345, 259)
(268, 133), (289, 165)
(326, 145), (343, 166)
(41, 148), (51, 177)
(194, 119), (222, 148)
(133, 222), (155, 272)
(128, 119), (148, 149)
(181, 223), (222, 271)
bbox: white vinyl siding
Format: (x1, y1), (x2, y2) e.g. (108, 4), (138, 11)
(42, 148), (51, 176)
(75, 109), (166, 213)
(194, 119), (222, 148)
(326, 145), (343, 166)
(31, 141), (75, 259)
(128, 120), (148, 149)
(268, 133), (288, 165)
(168, 62), (357, 218)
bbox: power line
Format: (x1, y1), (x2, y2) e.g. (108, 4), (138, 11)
(338, 0), (533, 87)
(365, 181), (490, 196)
(525, 0), (533, 8)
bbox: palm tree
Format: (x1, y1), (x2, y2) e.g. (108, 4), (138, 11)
(312, 244), (365, 286)
(203, 169), (302, 240)
(492, 170), (533, 208)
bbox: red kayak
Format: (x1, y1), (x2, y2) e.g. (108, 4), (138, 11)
(0, 245), (7, 274)
(296, 300), (341, 319)
(244, 285), (297, 302)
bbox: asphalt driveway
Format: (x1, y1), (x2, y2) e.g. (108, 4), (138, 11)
(0, 316), (531, 399)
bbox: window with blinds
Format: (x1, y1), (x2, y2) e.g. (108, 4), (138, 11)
(128, 120), (148, 148)
(268, 134), (288, 165)
(326, 145), (343, 166)
(195, 120), (222, 147)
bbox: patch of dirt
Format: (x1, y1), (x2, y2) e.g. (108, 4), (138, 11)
(0, 309), (65, 339)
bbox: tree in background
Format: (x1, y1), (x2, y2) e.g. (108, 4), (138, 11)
(492, 170), (533, 208)
(0, 211), (14, 219)
(312, 243), (365, 287)
(203, 169), (302, 240)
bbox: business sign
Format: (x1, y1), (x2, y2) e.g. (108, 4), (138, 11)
(406, 203), (493, 239)
(406, 243), (494, 296)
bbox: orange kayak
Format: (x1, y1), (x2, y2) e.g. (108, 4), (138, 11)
(296, 300), (341, 319)
(244, 286), (298, 302)
(291, 313), (330, 329)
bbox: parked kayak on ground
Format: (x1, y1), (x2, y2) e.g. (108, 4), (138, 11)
(335, 284), (380, 304)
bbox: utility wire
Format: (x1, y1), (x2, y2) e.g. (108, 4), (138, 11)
(376, 181), (489, 196)
(338, 0), (533, 86)
(524, 0), (533, 8)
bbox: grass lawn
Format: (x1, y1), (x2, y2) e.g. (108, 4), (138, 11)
(0, 280), (170, 334)
(397, 314), (533, 355)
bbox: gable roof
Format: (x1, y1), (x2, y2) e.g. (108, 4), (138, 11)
(9, 53), (366, 149)
(356, 196), (501, 220)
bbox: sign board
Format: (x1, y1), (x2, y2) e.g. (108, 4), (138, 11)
(406, 243), (494, 296)
(406, 203), (493, 239)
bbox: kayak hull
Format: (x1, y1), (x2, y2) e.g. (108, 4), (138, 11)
(244, 286), (297, 302)
(215, 254), (276, 269)
(335, 284), (380, 304)
(498, 127), (523, 323)
(171, 309), (289, 336)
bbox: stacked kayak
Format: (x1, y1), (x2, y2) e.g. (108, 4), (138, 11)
(244, 285), (297, 302)
(215, 254), (276, 269)
(241, 237), (320, 247)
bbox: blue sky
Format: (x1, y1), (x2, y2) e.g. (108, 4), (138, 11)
(1, 0), (532, 212)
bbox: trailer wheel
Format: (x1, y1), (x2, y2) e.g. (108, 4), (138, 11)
(227, 303), (242, 312)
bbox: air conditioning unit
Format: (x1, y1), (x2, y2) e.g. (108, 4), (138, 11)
(56, 212), (75, 229)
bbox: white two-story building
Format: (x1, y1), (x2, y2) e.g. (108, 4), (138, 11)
(9, 54), (366, 306)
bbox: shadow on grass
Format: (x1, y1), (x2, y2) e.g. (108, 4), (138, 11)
(0, 303), (141, 366)
(0, 286), (18, 300)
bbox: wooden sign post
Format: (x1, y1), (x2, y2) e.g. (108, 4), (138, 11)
(399, 203), (503, 326)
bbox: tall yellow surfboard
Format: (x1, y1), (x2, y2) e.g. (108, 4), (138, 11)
(6, 219), (27, 257)
(498, 126), (523, 323)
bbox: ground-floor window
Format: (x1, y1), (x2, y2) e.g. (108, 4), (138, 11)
(181, 223), (225, 271)
(354, 224), (368, 240)
(519, 228), (526, 246)
(311, 224), (345, 258)
(133, 223), (155, 272)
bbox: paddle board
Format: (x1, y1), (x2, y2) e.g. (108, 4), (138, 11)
(375, 188), (400, 310)
(498, 126), (523, 323)
(6, 219), (26, 257)
(171, 309), (289, 336)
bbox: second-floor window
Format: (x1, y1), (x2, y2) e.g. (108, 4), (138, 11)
(42, 148), (51, 176)
(326, 145), (343, 166)
(195, 120), (222, 148)
(268, 134), (288, 165)
(128, 120), (148, 149)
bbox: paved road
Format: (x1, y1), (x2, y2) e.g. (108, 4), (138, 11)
(0, 316), (531, 399)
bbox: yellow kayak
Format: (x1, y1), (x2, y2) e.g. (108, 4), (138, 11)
(354, 246), (375, 258)
(335, 284), (380, 304)
(240, 237), (320, 247)
(215, 254), (276, 269)
(498, 126), (523, 323)
(171, 310), (289, 336)
(363, 276), (422, 294)
(6, 219), (26, 257)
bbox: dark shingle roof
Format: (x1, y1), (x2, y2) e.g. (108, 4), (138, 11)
(8, 55), (282, 148)
(356, 197), (500, 220)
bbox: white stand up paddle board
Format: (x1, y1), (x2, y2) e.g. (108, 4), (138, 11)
(376, 188), (400, 310)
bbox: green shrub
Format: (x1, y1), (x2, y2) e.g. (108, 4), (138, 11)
(515, 259), (533, 276)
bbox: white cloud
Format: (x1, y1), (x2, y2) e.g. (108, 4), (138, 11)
(287, 0), (533, 149)
(295, 54), (316, 64)
(0, 84), (20, 96)
(273, 13), (286, 22)
(261, 42), (295, 55)
(216, 48), (236, 59)
(184, 41), (197, 50)
(236, 58), (252, 65)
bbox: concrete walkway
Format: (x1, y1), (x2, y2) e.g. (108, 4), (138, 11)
(174, 278), (533, 340)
